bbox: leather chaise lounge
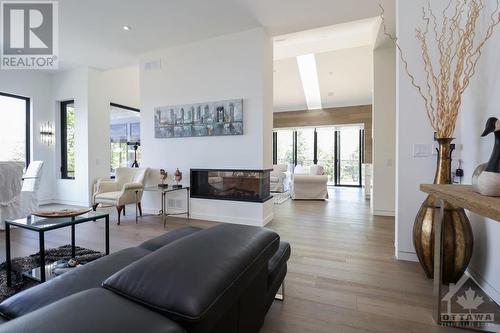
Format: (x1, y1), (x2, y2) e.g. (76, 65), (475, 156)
(0, 224), (291, 333)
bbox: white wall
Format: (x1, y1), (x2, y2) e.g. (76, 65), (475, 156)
(50, 66), (141, 205)
(0, 70), (55, 203)
(52, 68), (91, 205)
(102, 66), (140, 109)
(396, 0), (500, 300)
(1, 66), (139, 206)
(140, 28), (274, 226)
(457, 16), (500, 302)
(372, 45), (396, 217)
(87, 66), (140, 197)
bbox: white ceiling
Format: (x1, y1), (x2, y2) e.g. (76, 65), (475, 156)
(274, 46), (374, 112)
(274, 17), (380, 60)
(273, 17), (378, 112)
(52, 0), (394, 70)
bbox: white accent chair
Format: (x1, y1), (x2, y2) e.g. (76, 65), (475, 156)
(21, 161), (44, 216)
(0, 161), (24, 229)
(92, 168), (148, 225)
(270, 164), (291, 193)
(291, 165), (329, 200)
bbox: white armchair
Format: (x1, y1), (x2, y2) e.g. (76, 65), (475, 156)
(270, 164), (290, 193)
(291, 165), (329, 200)
(0, 162), (24, 229)
(93, 168), (148, 225)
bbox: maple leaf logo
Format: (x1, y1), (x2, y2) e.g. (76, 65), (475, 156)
(457, 287), (484, 313)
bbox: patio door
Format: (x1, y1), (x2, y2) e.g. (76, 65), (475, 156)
(334, 127), (363, 187)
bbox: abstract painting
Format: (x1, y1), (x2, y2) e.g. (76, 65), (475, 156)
(154, 99), (243, 138)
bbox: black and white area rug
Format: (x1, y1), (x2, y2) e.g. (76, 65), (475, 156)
(0, 245), (104, 302)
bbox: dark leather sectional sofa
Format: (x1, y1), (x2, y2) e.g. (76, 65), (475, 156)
(0, 224), (291, 333)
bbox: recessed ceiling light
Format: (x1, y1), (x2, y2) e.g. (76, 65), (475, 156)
(123, 25), (131, 31)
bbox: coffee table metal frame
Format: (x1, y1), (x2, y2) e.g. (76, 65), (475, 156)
(5, 212), (110, 286)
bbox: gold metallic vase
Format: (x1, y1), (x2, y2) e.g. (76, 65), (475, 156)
(413, 138), (473, 284)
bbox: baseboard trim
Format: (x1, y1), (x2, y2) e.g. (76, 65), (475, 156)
(372, 209), (395, 217)
(190, 212), (273, 227)
(396, 251), (419, 262)
(466, 268), (500, 306)
(50, 199), (90, 207)
(142, 208), (274, 227)
(39, 199), (54, 206)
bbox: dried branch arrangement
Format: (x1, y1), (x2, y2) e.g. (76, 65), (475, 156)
(380, 0), (500, 138)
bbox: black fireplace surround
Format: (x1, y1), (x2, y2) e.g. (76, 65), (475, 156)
(190, 169), (272, 203)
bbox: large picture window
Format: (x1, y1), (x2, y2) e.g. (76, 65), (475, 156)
(61, 100), (75, 179)
(0, 92), (30, 165)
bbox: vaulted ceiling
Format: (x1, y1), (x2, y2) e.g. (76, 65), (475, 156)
(273, 18), (378, 112)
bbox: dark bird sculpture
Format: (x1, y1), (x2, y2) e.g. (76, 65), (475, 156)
(481, 117), (500, 173)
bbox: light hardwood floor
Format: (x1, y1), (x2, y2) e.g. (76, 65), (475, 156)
(0, 188), (464, 333)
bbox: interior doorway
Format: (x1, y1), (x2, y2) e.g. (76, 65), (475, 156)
(109, 103), (140, 176)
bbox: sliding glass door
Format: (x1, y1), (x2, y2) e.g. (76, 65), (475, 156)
(0, 92), (30, 164)
(316, 127), (335, 184)
(296, 128), (315, 167)
(335, 127), (362, 186)
(276, 130), (294, 166)
(273, 125), (363, 187)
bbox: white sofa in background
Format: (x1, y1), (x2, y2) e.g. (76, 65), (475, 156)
(270, 164), (290, 193)
(291, 165), (328, 200)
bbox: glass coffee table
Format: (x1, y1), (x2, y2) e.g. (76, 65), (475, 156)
(5, 212), (110, 286)
(142, 186), (190, 227)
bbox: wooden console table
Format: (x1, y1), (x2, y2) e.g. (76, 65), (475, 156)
(421, 184), (500, 332)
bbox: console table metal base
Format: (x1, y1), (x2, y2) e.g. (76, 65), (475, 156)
(141, 186), (190, 228)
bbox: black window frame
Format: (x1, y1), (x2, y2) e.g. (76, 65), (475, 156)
(0, 92), (30, 166)
(273, 126), (363, 188)
(60, 100), (75, 179)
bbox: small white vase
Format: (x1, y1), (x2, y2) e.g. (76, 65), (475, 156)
(477, 171), (500, 197)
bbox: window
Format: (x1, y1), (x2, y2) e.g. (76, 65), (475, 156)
(336, 127), (362, 186)
(275, 130), (294, 166)
(0, 92), (30, 165)
(316, 127), (335, 184)
(110, 103), (140, 175)
(296, 128), (315, 167)
(61, 100), (75, 179)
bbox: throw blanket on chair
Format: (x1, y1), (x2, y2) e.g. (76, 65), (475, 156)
(0, 162), (24, 206)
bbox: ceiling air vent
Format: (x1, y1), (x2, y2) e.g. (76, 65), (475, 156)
(143, 59), (162, 71)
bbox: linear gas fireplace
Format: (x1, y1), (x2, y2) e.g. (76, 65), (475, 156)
(190, 169), (272, 203)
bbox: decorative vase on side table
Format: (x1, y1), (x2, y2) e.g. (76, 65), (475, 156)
(413, 138), (474, 284)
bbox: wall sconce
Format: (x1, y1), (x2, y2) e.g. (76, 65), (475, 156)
(40, 122), (55, 145)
